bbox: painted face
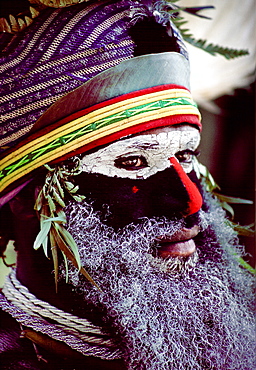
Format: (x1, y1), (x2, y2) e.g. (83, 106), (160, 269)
(76, 125), (202, 232)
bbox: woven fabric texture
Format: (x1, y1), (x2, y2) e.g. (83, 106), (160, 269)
(0, 0), (187, 153)
(0, 0), (135, 151)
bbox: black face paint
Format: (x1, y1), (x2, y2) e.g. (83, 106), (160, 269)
(75, 167), (204, 230)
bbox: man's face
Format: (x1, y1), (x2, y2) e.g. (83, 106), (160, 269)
(76, 124), (202, 259)
(76, 125), (202, 240)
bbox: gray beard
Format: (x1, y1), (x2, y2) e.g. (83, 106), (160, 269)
(62, 192), (256, 370)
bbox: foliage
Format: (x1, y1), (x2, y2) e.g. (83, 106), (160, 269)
(34, 158), (101, 292)
(183, 36), (249, 59)
(195, 160), (255, 275)
(167, 2), (249, 59)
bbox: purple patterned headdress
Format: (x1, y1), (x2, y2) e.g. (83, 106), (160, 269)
(0, 0), (187, 151)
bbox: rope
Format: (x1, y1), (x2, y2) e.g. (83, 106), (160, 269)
(2, 271), (118, 350)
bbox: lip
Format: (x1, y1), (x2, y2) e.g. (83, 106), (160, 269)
(155, 225), (200, 258)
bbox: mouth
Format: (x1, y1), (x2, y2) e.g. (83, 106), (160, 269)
(155, 225), (200, 258)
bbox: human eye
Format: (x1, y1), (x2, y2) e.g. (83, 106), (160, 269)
(114, 155), (148, 170)
(175, 149), (200, 164)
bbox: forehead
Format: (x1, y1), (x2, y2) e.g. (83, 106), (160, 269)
(88, 125), (200, 154)
(129, 124), (200, 145)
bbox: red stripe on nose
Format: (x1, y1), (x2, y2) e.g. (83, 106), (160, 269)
(169, 156), (202, 216)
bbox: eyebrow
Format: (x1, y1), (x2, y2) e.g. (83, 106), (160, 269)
(126, 141), (160, 150)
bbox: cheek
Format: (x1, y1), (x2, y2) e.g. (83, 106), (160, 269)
(75, 167), (203, 230)
(76, 173), (152, 229)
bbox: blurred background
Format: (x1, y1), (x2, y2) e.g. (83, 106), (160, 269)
(180, 0), (255, 267)
(0, 0), (255, 285)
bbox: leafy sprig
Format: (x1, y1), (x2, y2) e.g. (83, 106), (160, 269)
(167, 2), (249, 59)
(194, 159), (255, 275)
(182, 34), (249, 59)
(34, 158), (101, 292)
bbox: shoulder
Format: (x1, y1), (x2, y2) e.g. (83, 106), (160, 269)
(0, 308), (41, 369)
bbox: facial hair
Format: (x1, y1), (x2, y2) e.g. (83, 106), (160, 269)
(62, 192), (256, 370)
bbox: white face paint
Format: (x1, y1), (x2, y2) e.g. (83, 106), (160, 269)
(81, 125), (201, 179)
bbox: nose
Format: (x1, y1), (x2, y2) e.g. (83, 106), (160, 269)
(169, 156), (202, 217)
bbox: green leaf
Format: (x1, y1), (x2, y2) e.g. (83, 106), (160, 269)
(214, 194), (253, 205)
(55, 222), (81, 271)
(54, 173), (65, 199)
(44, 215), (66, 224)
(33, 220), (51, 254)
(72, 194), (85, 202)
(195, 162), (254, 238)
(237, 257), (256, 275)
(50, 230), (59, 292)
(61, 250), (69, 284)
(51, 225), (101, 290)
(69, 185), (79, 194)
(56, 209), (67, 220)
(52, 187), (66, 208)
(184, 36), (249, 59)
(46, 195), (56, 213)
(232, 223), (255, 237)
(42, 234), (49, 258)
(195, 161), (220, 192)
(169, 8), (249, 60)
(174, 20), (187, 26)
(34, 189), (44, 211)
(226, 240), (256, 274)
(44, 164), (54, 172)
(64, 181), (76, 191)
(34, 158), (101, 290)
(220, 202), (235, 218)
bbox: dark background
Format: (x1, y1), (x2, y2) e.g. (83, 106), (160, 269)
(199, 82), (255, 267)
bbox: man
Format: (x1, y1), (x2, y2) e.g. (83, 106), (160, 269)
(0, 0), (255, 369)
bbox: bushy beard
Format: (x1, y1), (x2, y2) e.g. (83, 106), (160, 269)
(62, 192), (256, 370)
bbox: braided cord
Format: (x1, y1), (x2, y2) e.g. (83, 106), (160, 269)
(1, 271), (122, 358)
